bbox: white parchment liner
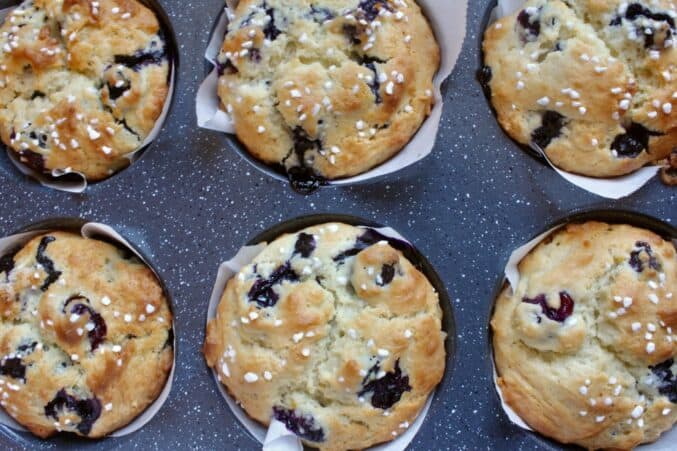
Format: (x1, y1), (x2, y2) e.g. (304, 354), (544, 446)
(490, 0), (662, 199)
(196, 0), (467, 186)
(494, 222), (677, 449)
(0, 222), (176, 438)
(0, 2), (176, 193)
(206, 225), (436, 450)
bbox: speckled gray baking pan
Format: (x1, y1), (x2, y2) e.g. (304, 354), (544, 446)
(0, 0), (179, 187)
(487, 208), (677, 451)
(0, 0), (674, 450)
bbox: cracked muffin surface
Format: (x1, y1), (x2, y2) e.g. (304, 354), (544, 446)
(482, 0), (677, 178)
(0, 231), (173, 438)
(216, 0), (439, 190)
(492, 221), (677, 449)
(203, 223), (445, 450)
(0, 0), (170, 181)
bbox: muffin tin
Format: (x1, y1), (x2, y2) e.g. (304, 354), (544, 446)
(0, 0), (673, 450)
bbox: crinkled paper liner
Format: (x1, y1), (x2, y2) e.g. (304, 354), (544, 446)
(0, 223), (176, 438)
(196, 0), (467, 186)
(0, 2), (176, 193)
(490, 0), (661, 200)
(206, 226), (434, 451)
(494, 222), (676, 449)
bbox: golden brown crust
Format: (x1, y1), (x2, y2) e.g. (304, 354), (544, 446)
(492, 222), (677, 449)
(482, 0), (676, 178)
(204, 223), (445, 450)
(0, 231), (173, 438)
(0, 0), (169, 181)
(217, 0), (439, 180)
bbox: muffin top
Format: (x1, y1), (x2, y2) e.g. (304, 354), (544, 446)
(0, 0), (170, 181)
(216, 0), (439, 191)
(0, 231), (173, 438)
(204, 223), (446, 450)
(492, 221), (677, 449)
(482, 0), (676, 178)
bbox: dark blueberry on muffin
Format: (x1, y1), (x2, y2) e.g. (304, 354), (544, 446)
(358, 360), (412, 409)
(611, 123), (663, 159)
(293, 233), (316, 258)
(531, 111), (566, 150)
(248, 262), (299, 307)
(517, 8), (541, 42)
(36, 236), (62, 291)
(522, 292), (574, 323)
(0, 357), (26, 380)
(629, 241), (661, 272)
(273, 406), (325, 442)
(650, 359), (677, 403)
(44, 389), (102, 435)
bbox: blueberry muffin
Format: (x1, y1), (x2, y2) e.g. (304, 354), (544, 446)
(0, 231), (173, 438)
(0, 0), (170, 181)
(492, 221), (677, 449)
(204, 223), (445, 450)
(216, 0), (439, 191)
(482, 1), (677, 178)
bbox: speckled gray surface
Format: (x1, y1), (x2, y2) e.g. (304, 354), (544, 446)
(0, 0), (675, 450)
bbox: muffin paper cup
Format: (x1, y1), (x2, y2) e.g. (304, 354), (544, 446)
(487, 0), (661, 200)
(206, 221), (443, 451)
(0, 0), (177, 193)
(196, 0), (467, 188)
(0, 221), (176, 438)
(491, 209), (677, 449)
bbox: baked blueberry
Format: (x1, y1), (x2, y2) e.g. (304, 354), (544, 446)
(247, 262), (299, 308)
(358, 360), (411, 409)
(293, 233), (316, 258)
(522, 291), (574, 323)
(650, 359), (677, 403)
(517, 8), (541, 42)
(44, 389), (102, 436)
(531, 111), (566, 151)
(629, 241), (661, 273)
(611, 123), (662, 159)
(272, 406), (325, 442)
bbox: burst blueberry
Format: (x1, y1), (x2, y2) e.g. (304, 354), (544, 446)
(358, 359), (411, 409)
(522, 291), (574, 322)
(293, 233), (316, 258)
(44, 389), (102, 435)
(272, 406), (325, 442)
(36, 236), (61, 291)
(248, 262), (299, 307)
